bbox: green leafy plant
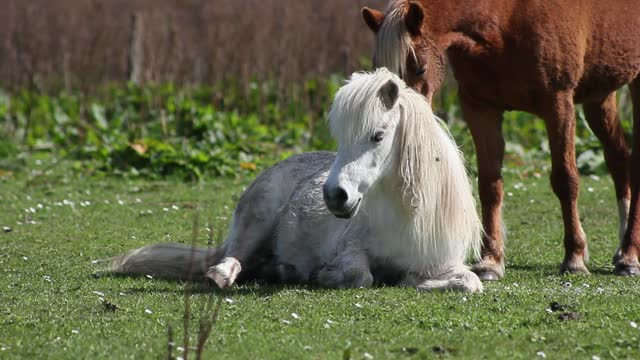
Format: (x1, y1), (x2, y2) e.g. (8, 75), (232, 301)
(1, 78), (631, 179)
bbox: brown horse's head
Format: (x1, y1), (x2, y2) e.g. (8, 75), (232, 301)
(362, 1), (445, 102)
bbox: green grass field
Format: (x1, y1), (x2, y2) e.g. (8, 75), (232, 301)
(1, 157), (640, 359)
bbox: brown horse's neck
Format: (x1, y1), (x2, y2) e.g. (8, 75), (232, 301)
(414, 0), (509, 96)
(419, 0), (500, 49)
(419, 0), (461, 47)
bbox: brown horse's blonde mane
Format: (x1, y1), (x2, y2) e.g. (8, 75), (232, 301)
(375, 0), (416, 78)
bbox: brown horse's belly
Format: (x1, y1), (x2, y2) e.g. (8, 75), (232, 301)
(574, 61), (640, 103)
(452, 52), (640, 110)
(575, 3), (640, 102)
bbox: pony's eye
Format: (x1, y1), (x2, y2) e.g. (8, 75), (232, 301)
(371, 131), (384, 143)
(416, 66), (427, 76)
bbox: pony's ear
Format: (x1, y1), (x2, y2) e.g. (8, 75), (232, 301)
(405, 2), (424, 36)
(362, 7), (385, 33)
(379, 80), (400, 109)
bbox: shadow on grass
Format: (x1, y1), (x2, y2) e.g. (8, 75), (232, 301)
(506, 263), (560, 275)
(94, 262), (620, 298)
(506, 262), (616, 276)
(122, 284), (301, 297)
(581, 267), (616, 276)
(92, 272), (342, 297)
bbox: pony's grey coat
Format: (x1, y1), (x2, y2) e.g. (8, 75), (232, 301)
(109, 69), (483, 292)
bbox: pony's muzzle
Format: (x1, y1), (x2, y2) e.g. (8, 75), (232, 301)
(323, 183), (358, 218)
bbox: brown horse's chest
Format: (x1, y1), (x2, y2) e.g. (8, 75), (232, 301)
(447, 49), (544, 113)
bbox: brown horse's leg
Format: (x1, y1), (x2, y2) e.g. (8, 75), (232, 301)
(543, 91), (589, 274)
(459, 91), (505, 280)
(583, 93), (632, 263)
(615, 79), (640, 275)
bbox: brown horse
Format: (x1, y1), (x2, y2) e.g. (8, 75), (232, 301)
(361, 0), (640, 279)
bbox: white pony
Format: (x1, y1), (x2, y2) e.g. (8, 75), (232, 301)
(108, 68), (483, 292)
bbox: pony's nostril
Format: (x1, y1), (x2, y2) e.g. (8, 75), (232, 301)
(323, 184), (349, 210)
(335, 187), (348, 205)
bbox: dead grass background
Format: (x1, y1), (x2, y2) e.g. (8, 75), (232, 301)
(1, 0), (388, 91)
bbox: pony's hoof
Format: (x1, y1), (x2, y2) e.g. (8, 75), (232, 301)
(460, 271), (484, 293)
(344, 268), (374, 288)
(559, 258), (590, 275)
(206, 257), (242, 289)
(614, 261), (640, 276)
(316, 266), (373, 288)
(315, 266), (344, 288)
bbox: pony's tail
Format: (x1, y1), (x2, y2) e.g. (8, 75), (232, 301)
(105, 243), (220, 280)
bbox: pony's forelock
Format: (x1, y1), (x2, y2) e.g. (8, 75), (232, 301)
(328, 68), (403, 144)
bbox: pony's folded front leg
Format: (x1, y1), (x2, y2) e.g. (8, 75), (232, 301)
(206, 257), (241, 289)
(316, 244), (373, 288)
(404, 267), (483, 293)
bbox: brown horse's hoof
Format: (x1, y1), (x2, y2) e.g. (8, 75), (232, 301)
(475, 270), (501, 281)
(471, 262), (504, 281)
(614, 262), (640, 276)
(559, 259), (590, 275)
(612, 250), (640, 276)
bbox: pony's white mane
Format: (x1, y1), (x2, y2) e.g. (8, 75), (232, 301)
(374, 0), (416, 78)
(396, 89), (481, 266)
(329, 68), (481, 272)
